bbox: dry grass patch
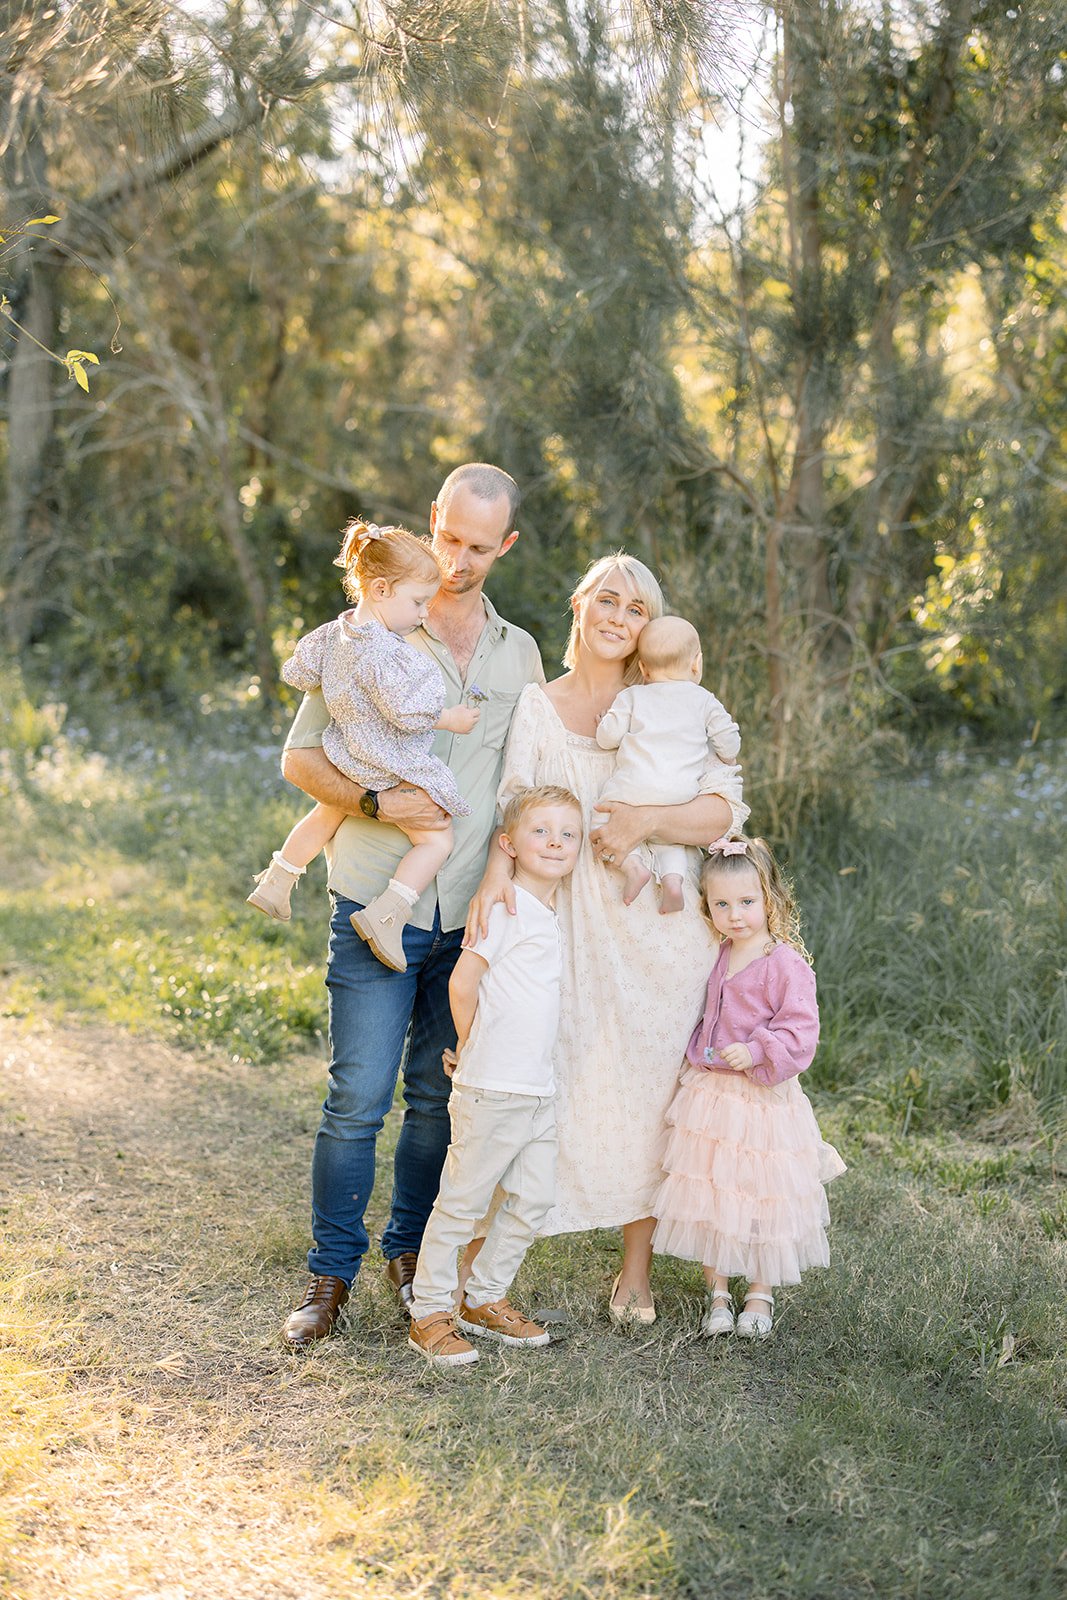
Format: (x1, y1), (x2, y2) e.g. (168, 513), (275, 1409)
(2, 1009), (1064, 1600)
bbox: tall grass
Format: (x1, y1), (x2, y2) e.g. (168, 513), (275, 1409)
(793, 743), (1067, 1126)
(2, 671), (1064, 1129)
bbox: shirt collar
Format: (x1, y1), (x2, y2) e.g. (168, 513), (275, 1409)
(421, 593), (507, 645)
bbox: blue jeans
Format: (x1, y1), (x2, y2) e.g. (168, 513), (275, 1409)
(307, 894), (462, 1284)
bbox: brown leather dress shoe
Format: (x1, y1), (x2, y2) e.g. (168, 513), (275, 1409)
(281, 1274), (349, 1350)
(384, 1252), (419, 1316)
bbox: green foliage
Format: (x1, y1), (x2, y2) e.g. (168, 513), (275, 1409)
(796, 740), (1067, 1122)
(3, 0), (1067, 751)
(2, 689), (1065, 1139)
(0, 695), (325, 1062)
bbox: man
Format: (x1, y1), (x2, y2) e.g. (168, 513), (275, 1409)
(279, 463), (544, 1349)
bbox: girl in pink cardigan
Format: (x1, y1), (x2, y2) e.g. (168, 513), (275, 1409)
(652, 837), (845, 1339)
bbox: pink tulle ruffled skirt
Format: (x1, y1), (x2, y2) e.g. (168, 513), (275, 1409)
(652, 1064), (846, 1288)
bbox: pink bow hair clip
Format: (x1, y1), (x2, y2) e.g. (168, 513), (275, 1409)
(333, 522), (384, 567)
(708, 836), (749, 856)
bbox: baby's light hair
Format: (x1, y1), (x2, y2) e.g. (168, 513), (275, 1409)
(637, 615), (701, 676)
(563, 552), (665, 685)
(501, 784), (583, 837)
(701, 837), (812, 964)
(336, 519), (441, 603)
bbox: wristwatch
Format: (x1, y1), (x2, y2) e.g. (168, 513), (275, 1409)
(359, 788), (380, 819)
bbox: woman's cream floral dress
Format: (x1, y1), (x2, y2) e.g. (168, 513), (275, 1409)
(497, 684), (748, 1233)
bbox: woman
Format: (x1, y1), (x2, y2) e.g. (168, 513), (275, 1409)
(466, 553), (747, 1319)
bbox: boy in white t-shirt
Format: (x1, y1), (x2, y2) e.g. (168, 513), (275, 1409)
(594, 614), (740, 914)
(407, 784), (583, 1368)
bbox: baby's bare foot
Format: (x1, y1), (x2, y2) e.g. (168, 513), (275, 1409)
(622, 855), (652, 906)
(658, 874), (685, 914)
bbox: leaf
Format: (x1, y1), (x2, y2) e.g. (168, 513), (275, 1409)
(997, 1332), (1016, 1367)
(64, 349), (99, 391)
(26, 215), (60, 226)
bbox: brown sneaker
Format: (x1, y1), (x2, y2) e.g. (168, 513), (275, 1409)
(281, 1274), (349, 1350)
(384, 1251), (419, 1316)
(457, 1296), (550, 1348)
(408, 1311), (479, 1367)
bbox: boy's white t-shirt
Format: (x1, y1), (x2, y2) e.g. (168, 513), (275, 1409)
(451, 885), (562, 1098)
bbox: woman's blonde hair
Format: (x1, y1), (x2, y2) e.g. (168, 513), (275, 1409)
(563, 552), (665, 684)
(335, 519), (441, 603)
(700, 837), (813, 964)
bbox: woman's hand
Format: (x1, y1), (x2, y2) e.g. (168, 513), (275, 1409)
(589, 801), (653, 866)
(463, 835), (516, 945)
(591, 793), (734, 864)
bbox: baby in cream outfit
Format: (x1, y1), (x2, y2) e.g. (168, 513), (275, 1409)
(594, 616), (741, 913)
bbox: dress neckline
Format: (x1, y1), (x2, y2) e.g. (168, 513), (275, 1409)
(532, 682), (606, 748)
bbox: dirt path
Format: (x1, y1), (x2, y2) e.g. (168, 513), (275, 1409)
(0, 1011), (409, 1600)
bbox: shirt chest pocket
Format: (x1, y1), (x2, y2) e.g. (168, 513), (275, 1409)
(482, 688), (521, 751)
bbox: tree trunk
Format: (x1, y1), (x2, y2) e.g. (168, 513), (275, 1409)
(781, 3), (837, 648)
(2, 92), (60, 651)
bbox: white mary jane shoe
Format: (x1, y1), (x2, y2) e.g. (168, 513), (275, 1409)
(700, 1290), (736, 1338)
(736, 1291), (775, 1340)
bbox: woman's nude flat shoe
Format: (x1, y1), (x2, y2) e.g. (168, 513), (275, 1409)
(608, 1274), (656, 1326)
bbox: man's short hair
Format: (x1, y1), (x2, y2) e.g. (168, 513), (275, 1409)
(501, 784), (583, 836)
(438, 463), (521, 535)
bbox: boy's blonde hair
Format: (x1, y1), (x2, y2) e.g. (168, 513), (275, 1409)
(501, 785), (583, 836)
(335, 519), (441, 603)
(563, 553), (665, 685)
(701, 837), (812, 964)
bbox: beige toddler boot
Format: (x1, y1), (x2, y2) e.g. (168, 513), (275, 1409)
(247, 856), (301, 922)
(350, 886), (414, 972)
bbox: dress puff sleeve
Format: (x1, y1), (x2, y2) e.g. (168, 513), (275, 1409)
(697, 751), (749, 837)
(361, 637), (445, 733)
(745, 947), (820, 1088)
(496, 684), (548, 814)
(281, 621), (331, 693)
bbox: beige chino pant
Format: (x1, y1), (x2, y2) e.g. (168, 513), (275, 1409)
(410, 1085), (556, 1320)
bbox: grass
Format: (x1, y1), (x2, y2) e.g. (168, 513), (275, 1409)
(1, 1015), (1064, 1599)
(1, 685), (1066, 1596)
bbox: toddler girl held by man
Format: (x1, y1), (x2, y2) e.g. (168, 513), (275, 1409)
(247, 520), (479, 970)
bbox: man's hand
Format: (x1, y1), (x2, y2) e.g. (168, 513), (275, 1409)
(719, 1042), (754, 1072)
(377, 784), (450, 832)
(438, 705), (480, 735)
(589, 800), (653, 867)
